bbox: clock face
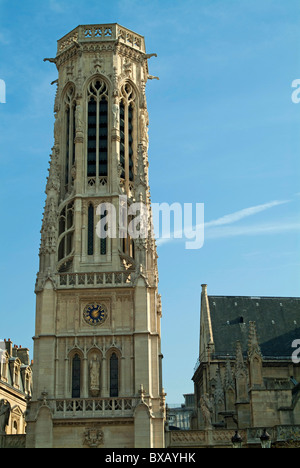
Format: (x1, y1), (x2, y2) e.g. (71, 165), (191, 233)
(83, 303), (107, 326)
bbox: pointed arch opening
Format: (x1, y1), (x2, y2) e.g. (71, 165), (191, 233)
(63, 84), (76, 195)
(71, 353), (81, 398)
(109, 352), (119, 397)
(119, 81), (136, 194)
(87, 77), (109, 188)
(88, 203), (94, 255)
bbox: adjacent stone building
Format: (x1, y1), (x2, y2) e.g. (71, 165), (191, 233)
(194, 283), (300, 428)
(166, 284), (300, 448)
(25, 23), (165, 449)
(0, 339), (32, 447)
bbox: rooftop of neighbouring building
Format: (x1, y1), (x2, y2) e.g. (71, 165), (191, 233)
(206, 294), (300, 358)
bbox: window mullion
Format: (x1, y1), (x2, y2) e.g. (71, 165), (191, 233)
(88, 203), (94, 256)
(124, 102), (129, 194)
(69, 103), (74, 188)
(96, 98), (100, 190)
(65, 107), (70, 192)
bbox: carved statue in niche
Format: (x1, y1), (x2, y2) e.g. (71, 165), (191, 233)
(0, 399), (11, 434)
(123, 59), (132, 78)
(54, 112), (60, 143)
(140, 109), (149, 148)
(200, 393), (213, 428)
(71, 164), (77, 181)
(89, 354), (100, 396)
(75, 102), (83, 133)
(112, 66), (119, 97)
(112, 97), (119, 129)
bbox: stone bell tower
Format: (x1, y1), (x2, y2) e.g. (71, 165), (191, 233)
(26, 24), (165, 449)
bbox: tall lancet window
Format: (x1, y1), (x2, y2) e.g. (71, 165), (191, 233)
(87, 203), (94, 256)
(87, 79), (108, 186)
(110, 353), (119, 397)
(58, 201), (75, 271)
(64, 85), (76, 194)
(71, 354), (81, 398)
(119, 83), (136, 192)
(100, 209), (107, 256)
(87, 203), (108, 257)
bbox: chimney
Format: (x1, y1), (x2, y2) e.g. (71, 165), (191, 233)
(17, 347), (30, 366)
(4, 338), (12, 356)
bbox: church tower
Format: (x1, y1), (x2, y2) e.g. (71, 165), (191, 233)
(26, 24), (165, 449)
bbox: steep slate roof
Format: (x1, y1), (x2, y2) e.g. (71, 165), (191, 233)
(208, 296), (300, 358)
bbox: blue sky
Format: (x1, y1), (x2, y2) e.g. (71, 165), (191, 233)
(0, 0), (300, 404)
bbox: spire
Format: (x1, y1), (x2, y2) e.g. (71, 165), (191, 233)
(248, 321), (262, 360)
(235, 341), (247, 378)
(224, 358), (235, 391)
(235, 341), (249, 402)
(199, 284), (214, 361)
(214, 366), (225, 406)
(248, 322), (263, 388)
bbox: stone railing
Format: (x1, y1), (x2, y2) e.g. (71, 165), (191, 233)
(0, 434), (26, 449)
(166, 425), (300, 448)
(53, 397), (137, 418)
(57, 24), (145, 55)
(167, 429), (247, 448)
(58, 271), (133, 288)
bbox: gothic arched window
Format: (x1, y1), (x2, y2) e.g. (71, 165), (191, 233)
(87, 203), (108, 257)
(87, 79), (108, 184)
(119, 198), (135, 259)
(58, 201), (74, 267)
(100, 209), (107, 256)
(119, 83), (136, 190)
(72, 354), (81, 398)
(109, 353), (119, 397)
(88, 203), (94, 256)
(63, 85), (76, 194)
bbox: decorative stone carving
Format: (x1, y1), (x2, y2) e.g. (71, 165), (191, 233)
(53, 112), (60, 144)
(89, 354), (100, 396)
(200, 394), (213, 428)
(248, 321), (263, 360)
(53, 81), (60, 113)
(40, 196), (58, 256)
(0, 400), (11, 434)
(147, 74), (159, 81)
(83, 427), (104, 448)
(75, 69), (85, 99)
(139, 109), (149, 148)
(46, 148), (60, 194)
(66, 64), (74, 78)
(75, 102), (83, 133)
(140, 79), (147, 109)
(112, 98), (119, 129)
(123, 58), (132, 78)
(92, 54), (104, 74)
(111, 66), (119, 97)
